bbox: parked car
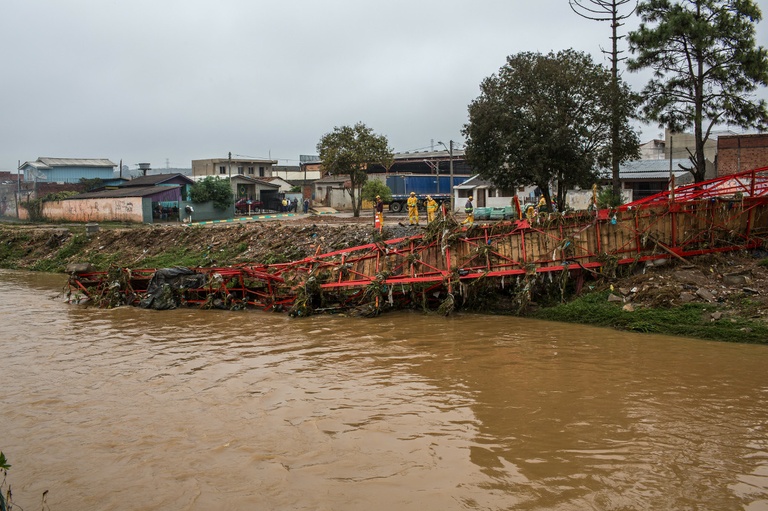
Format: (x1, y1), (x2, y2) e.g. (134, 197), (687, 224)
(235, 198), (264, 215)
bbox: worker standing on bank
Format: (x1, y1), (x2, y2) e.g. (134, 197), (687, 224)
(406, 191), (419, 225)
(462, 196), (474, 224)
(425, 195), (438, 223)
(375, 195), (384, 228)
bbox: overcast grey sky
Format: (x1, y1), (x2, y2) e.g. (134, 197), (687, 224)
(2, 0), (767, 172)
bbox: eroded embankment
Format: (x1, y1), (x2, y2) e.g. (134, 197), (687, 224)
(4, 219), (768, 343)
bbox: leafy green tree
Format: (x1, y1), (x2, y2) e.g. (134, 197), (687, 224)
(463, 50), (639, 212)
(628, 0), (768, 182)
(79, 177), (104, 192)
(189, 176), (233, 210)
(317, 122), (393, 217)
(361, 180), (392, 204)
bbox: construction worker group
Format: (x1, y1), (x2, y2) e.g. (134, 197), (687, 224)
(382, 191), (475, 227)
(405, 191), (440, 225)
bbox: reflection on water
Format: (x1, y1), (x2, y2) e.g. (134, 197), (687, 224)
(1, 269), (767, 510)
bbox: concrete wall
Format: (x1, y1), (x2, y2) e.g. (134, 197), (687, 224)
(32, 197), (147, 223)
(717, 134), (768, 176)
(179, 200), (234, 222)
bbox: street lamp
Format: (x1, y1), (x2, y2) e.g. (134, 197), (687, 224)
(437, 140), (454, 212)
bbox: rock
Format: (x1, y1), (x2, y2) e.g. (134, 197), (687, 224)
(619, 287), (632, 296)
(712, 311), (723, 320)
(723, 273), (750, 286)
(66, 262), (94, 274)
(622, 303), (635, 312)
(607, 293), (623, 303)
(743, 287), (760, 294)
(679, 292), (696, 303)
(696, 288), (716, 302)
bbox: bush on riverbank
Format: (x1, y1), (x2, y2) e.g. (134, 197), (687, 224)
(531, 290), (768, 343)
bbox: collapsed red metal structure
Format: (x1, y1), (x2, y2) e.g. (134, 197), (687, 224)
(68, 167), (768, 315)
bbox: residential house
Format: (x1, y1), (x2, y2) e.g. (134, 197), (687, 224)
(272, 165), (322, 183)
(25, 173), (203, 224)
(230, 175), (281, 210)
(313, 174), (352, 210)
(453, 175), (522, 209)
(192, 157), (277, 180)
(603, 159), (694, 203)
(19, 157), (117, 184)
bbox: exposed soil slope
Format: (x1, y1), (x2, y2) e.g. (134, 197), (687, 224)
(2, 216), (768, 331)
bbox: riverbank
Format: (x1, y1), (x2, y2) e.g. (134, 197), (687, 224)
(2, 218), (767, 343)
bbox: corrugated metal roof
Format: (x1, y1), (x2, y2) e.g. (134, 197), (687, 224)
(38, 157), (116, 167)
(620, 170), (691, 180)
(455, 174), (490, 189)
(597, 158), (694, 181)
(67, 185), (181, 199)
(622, 158), (690, 173)
(231, 175), (280, 188)
(120, 173), (194, 187)
(394, 149), (466, 160)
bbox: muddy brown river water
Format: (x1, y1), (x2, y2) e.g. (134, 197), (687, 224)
(1, 269), (767, 510)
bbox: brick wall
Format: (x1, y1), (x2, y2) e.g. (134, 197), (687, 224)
(717, 134), (768, 176)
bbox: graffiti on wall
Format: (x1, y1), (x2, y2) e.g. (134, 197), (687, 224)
(46, 198), (145, 223)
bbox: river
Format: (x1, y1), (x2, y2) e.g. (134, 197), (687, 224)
(1, 269), (767, 510)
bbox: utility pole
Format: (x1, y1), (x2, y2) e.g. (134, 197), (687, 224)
(449, 140), (454, 212)
(569, 0), (637, 200)
(16, 160), (20, 219)
(228, 152), (232, 180)
(437, 140), (456, 211)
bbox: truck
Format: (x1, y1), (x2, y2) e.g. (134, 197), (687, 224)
(384, 174), (469, 212)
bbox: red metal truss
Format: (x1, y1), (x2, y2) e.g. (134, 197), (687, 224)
(621, 166), (768, 208)
(69, 167), (768, 313)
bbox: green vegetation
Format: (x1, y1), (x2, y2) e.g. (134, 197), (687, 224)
(1, 451), (10, 511)
(190, 176), (233, 210)
(361, 180), (392, 203)
(30, 233), (89, 272)
(0, 233), (31, 268)
(463, 49), (639, 213)
(597, 186), (624, 208)
(628, 0), (768, 183)
(530, 291), (768, 343)
(79, 177), (104, 191)
(139, 246), (210, 269)
(569, 0), (638, 198)
(317, 122), (394, 217)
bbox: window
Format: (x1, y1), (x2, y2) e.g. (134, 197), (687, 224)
(259, 166), (265, 177)
(248, 167), (254, 175)
(219, 166), (226, 174)
(238, 166), (244, 175)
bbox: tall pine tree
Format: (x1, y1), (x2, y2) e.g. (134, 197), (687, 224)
(628, 0), (768, 182)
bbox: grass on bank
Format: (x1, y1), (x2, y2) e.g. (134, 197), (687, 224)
(530, 291), (768, 344)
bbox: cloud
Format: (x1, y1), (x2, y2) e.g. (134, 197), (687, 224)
(1, 0), (766, 170)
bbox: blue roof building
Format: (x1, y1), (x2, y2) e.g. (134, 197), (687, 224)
(20, 157), (116, 184)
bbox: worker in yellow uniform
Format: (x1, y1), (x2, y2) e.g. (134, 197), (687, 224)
(525, 204), (536, 220)
(537, 195), (547, 214)
(425, 195), (439, 223)
(375, 195), (384, 227)
(462, 196), (474, 224)
(406, 191), (420, 225)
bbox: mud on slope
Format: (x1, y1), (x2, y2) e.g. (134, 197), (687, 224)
(2, 218), (768, 322)
(0, 216), (418, 271)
